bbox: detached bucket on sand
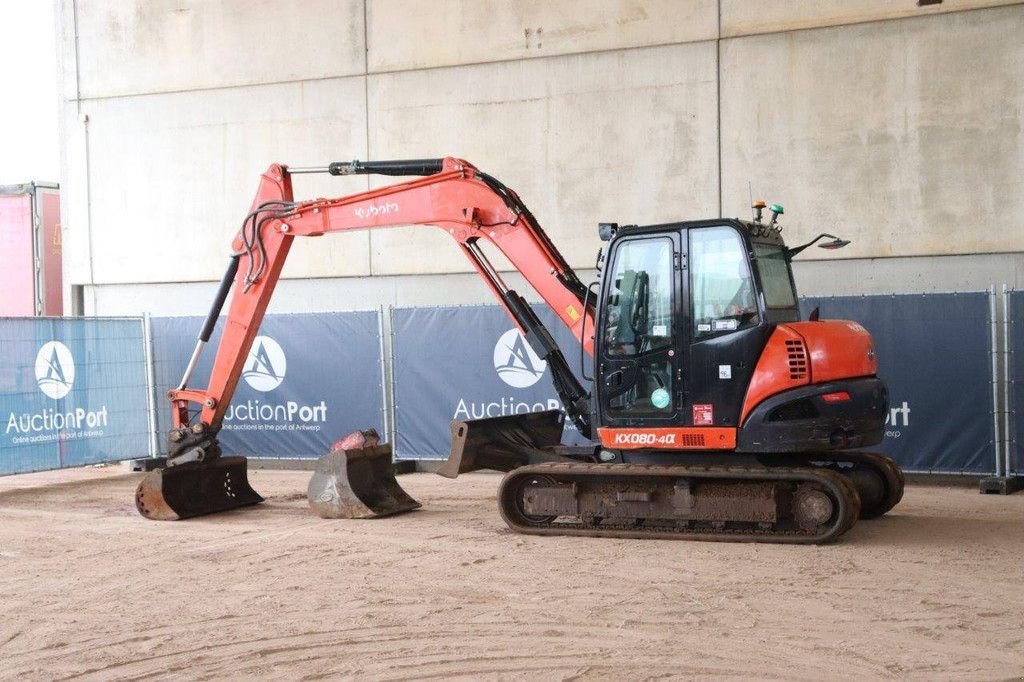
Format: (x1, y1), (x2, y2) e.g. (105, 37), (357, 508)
(307, 430), (420, 519)
(135, 456), (264, 521)
(437, 409), (566, 479)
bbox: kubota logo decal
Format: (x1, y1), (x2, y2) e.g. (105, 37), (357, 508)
(354, 202), (399, 219)
(35, 341), (75, 399)
(242, 336), (287, 392)
(493, 328), (547, 388)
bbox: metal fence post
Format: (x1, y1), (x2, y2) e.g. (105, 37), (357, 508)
(989, 287), (1003, 477)
(376, 305), (392, 444)
(1003, 285), (1014, 477)
(387, 306), (400, 459)
(142, 313), (160, 458)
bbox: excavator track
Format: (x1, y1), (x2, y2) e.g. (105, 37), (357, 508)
(498, 462), (861, 544)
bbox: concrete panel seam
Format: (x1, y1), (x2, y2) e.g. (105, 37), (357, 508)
(364, 37), (720, 77)
(720, 1), (1024, 40)
(798, 252), (1024, 264)
(716, 0), (722, 218)
(69, 72), (372, 105)
(83, 113), (94, 285)
(363, 0), (373, 276)
(71, 0), (82, 107)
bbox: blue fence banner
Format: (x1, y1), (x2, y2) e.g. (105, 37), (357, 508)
(391, 305), (592, 460)
(4, 294), (993, 474)
(393, 295), (996, 472)
(1008, 291), (1024, 475)
(0, 317), (150, 475)
(151, 311), (385, 458)
(802, 293), (995, 474)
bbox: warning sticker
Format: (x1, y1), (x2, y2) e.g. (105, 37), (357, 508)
(693, 403), (714, 426)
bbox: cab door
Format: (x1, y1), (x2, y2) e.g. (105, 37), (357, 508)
(686, 224), (773, 428)
(596, 231), (683, 426)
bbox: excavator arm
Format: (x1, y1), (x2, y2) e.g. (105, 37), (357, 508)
(166, 157), (596, 469)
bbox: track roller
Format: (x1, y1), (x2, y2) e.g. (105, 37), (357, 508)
(803, 451), (904, 519)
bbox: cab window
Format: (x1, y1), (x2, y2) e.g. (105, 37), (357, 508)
(601, 236), (675, 416)
(690, 227), (759, 338)
(753, 242), (797, 308)
(602, 237), (674, 357)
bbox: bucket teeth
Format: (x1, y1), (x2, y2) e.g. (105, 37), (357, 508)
(438, 409), (566, 479)
(135, 456), (264, 521)
(307, 443), (421, 519)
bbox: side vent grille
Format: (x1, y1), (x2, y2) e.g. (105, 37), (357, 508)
(680, 434), (705, 448)
(785, 339), (809, 380)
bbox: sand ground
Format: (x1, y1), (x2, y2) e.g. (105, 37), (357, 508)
(0, 466), (1021, 680)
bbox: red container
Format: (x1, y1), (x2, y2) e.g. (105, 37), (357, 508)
(0, 183), (62, 316)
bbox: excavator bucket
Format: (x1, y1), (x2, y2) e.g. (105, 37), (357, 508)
(135, 456), (264, 521)
(307, 443), (421, 518)
(437, 409), (566, 478)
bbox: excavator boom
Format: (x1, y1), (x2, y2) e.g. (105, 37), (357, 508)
(137, 157), (598, 520)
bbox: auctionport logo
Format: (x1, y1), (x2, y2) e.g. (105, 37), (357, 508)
(35, 341), (75, 399)
(6, 340), (108, 440)
(452, 328), (569, 429)
(493, 328), (546, 388)
(242, 336), (287, 392)
(226, 335), (326, 431)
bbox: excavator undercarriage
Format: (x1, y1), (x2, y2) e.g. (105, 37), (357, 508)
(440, 409), (903, 543)
(500, 463), (862, 544)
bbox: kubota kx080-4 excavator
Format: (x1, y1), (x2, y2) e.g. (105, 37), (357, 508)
(135, 157), (903, 543)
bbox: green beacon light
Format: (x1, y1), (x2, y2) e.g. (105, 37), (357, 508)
(769, 203), (784, 226)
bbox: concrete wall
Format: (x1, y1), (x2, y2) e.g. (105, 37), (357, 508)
(366, 41), (718, 275)
(57, 0), (1024, 315)
(74, 0), (366, 98)
(721, 5), (1024, 260)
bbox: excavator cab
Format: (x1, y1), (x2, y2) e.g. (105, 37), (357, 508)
(442, 218), (794, 473)
(593, 219), (796, 433)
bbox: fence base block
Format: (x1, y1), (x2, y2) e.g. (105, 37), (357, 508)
(979, 476), (1024, 495)
(393, 459), (417, 475)
(130, 457), (167, 472)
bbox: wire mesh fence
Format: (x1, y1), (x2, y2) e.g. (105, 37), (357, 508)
(0, 317), (151, 475)
(1005, 289), (1024, 476)
(148, 312), (386, 459)
(2, 288), (1023, 478)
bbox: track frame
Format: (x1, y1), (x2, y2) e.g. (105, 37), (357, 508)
(498, 462), (862, 544)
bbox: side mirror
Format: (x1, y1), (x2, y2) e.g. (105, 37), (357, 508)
(598, 222), (618, 241)
(818, 238), (850, 250)
(787, 233), (850, 258)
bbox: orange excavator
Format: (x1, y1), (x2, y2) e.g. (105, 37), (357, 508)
(135, 157), (903, 543)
